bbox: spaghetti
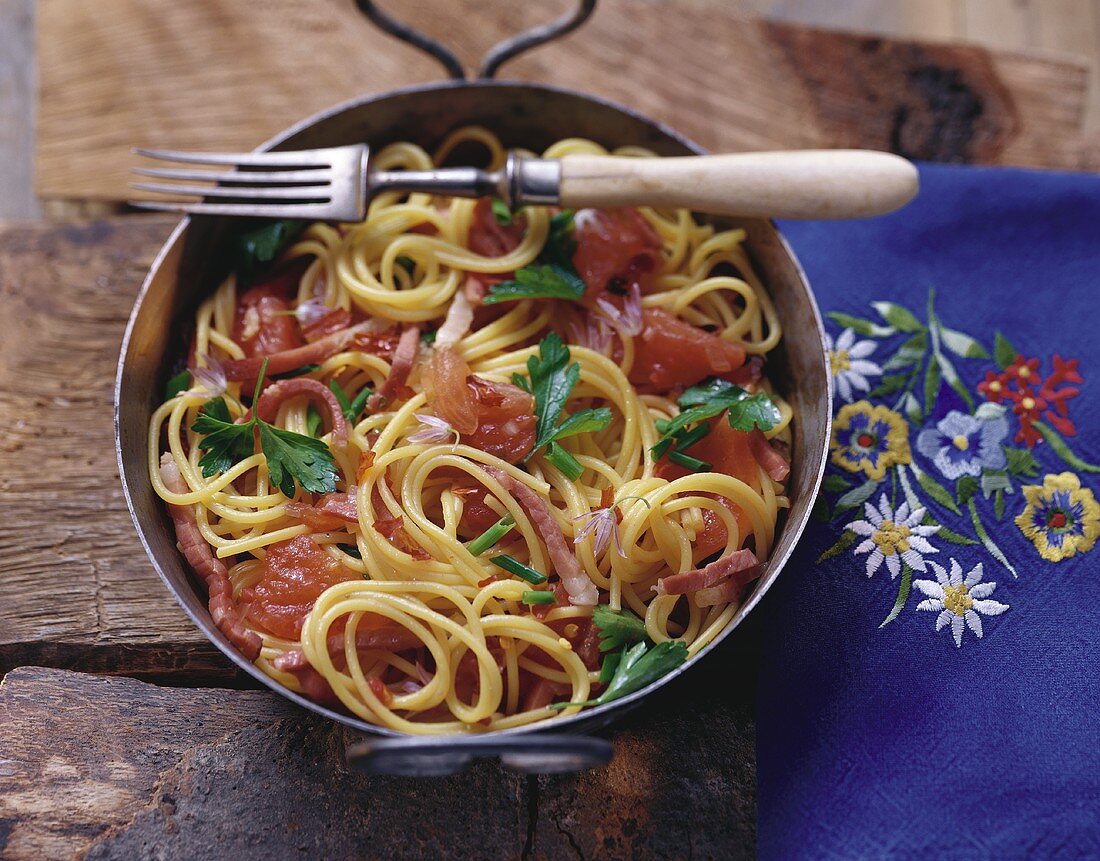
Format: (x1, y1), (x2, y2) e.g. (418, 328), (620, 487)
(150, 128), (791, 733)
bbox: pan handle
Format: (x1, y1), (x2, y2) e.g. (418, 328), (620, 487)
(346, 733), (613, 777)
(352, 0), (597, 81)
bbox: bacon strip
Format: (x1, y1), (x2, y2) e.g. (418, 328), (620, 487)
(695, 574), (758, 607)
(273, 649), (339, 706)
(223, 320), (390, 382)
(655, 548), (759, 597)
(434, 291), (475, 349)
(255, 377), (349, 445)
(286, 491), (358, 531)
(484, 467), (597, 606)
(159, 453), (263, 660)
(749, 429), (790, 482)
(367, 326), (420, 412)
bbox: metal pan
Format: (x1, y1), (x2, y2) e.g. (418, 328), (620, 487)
(115, 0), (831, 776)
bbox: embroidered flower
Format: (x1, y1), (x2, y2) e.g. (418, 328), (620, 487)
(915, 408), (1009, 480)
(825, 328), (883, 402)
(913, 559), (1008, 647)
(830, 402), (911, 480)
(977, 353), (1082, 448)
(408, 414), (460, 446)
(845, 494), (940, 578)
(188, 353), (227, 398)
(1015, 472), (1100, 561)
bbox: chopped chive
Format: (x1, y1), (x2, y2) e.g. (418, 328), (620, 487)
(329, 379), (352, 413)
(273, 363), (320, 380)
(337, 543), (362, 559)
(490, 554), (548, 585)
(652, 436), (676, 459)
(544, 440), (584, 481)
(467, 515), (516, 556)
(673, 422), (712, 451)
(491, 198), (513, 226)
(420, 329), (437, 345)
(164, 369), (191, 400)
(522, 590), (557, 606)
(306, 404), (324, 438)
(667, 450), (712, 472)
(654, 418), (671, 434)
(346, 386), (372, 421)
(599, 651), (621, 685)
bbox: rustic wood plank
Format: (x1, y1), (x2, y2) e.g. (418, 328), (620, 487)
(36, 0), (1097, 204)
(0, 217), (239, 681)
(0, 664), (756, 860)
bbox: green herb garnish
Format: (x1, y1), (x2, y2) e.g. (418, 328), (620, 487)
(551, 640), (688, 709)
(667, 450), (711, 472)
(329, 380), (372, 422)
(651, 377), (779, 459)
(599, 651), (621, 685)
(522, 590), (557, 606)
(468, 515), (516, 556)
(490, 554), (548, 585)
(337, 543), (363, 559)
(491, 198), (513, 226)
(592, 604), (648, 652)
(420, 329), (437, 345)
(164, 369), (191, 400)
(233, 220), (304, 286)
(306, 404), (324, 438)
(483, 210), (585, 305)
(191, 358), (337, 498)
(273, 363), (320, 380)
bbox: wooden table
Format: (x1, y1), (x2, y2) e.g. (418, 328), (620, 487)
(2, 3), (1097, 858)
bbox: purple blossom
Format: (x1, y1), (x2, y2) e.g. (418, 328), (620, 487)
(188, 353), (227, 398)
(408, 414), (460, 446)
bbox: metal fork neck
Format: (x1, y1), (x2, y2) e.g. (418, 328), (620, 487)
(369, 153), (562, 209)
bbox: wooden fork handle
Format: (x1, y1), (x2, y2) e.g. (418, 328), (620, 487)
(556, 150), (919, 220)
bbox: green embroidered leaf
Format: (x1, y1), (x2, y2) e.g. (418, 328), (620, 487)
(935, 352), (975, 410)
(811, 497), (831, 522)
(993, 331), (1018, 370)
(821, 474), (851, 493)
(956, 475), (979, 506)
(871, 301), (923, 333)
(866, 374), (910, 399)
(915, 467), (960, 515)
(1004, 446), (1040, 478)
(980, 470), (1012, 499)
(817, 529), (857, 563)
(828, 312), (894, 338)
(968, 498), (1017, 577)
(933, 523), (980, 546)
(1033, 422), (1100, 474)
(878, 563), (912, 628)
(940, 327), (989, 359)
(834, 478), (879, 514)
(994, 488), (1006, 520)
(881, 332), (927, 371)
(900, 392), (922, 424)
(922, 358), (941, 415)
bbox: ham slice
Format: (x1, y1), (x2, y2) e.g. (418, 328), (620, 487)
(223, 320), (396, 382)
(749, 429), (790, 482)
(655, 548), (759, 597)
(484, 467), (597, 606)
(434, 291), (475, 350)
(286, 491), (358, 531)
(367, 326), (420, 412)
(255, 377), (349, 445)
(159, 453), (263, 661)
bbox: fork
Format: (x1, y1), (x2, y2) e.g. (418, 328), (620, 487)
(130, 144), (918, 221)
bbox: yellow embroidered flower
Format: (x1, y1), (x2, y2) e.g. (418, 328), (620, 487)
(1015, 472), (1100, 562)
(830, 401), (912, 480)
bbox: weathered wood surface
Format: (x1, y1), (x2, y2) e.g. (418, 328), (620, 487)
(0, 216), (243, 681)
(0, 665), (756, 860)
(36, 0), (1098, 204)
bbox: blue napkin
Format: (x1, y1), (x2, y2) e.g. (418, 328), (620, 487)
(759, 164), (1100, 858)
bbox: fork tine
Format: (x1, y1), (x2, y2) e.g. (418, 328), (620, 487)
(128, 200), (353, 219)
(131, 166), (332, 184)
(130, 182), (331, 201)
(132, 147), (337, 167)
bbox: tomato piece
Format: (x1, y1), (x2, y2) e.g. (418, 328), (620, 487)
(465, 198), (528, 301)
(573, 208), (662, 305)
(629, 308), (747, 390)
(427, 347), (479, 434)
(243, 535), (358, 639)
(301, 307), (352, 342)
(655, 417), (757, 560)
(462, 377), (537, 463)
(232, 262), (308, 357)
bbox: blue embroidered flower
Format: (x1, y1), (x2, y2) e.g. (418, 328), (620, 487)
(916, 409), (1008, 480)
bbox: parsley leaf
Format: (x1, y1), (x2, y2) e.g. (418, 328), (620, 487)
(542, 210), (578, 271)
(551, 407), (612, 441)
(258, 422), (338, 498)
(652, 377), (780, 459)
(551, 640), (688, 709)
(233, 220), (304, 286)
(526, 333), (579, 453)
(491, 198), (513, 226)
(190, 358), (338, 496)
(483, 264), (585, 305)
(592, 604), (648, 652)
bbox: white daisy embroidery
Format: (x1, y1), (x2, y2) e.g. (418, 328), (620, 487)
(913, 559), (1009, 647)
(845, 494), (940, 578)
(826, 328), (883, 402)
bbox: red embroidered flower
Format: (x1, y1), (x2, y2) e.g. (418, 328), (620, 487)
(977, 353), (1082, 448)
